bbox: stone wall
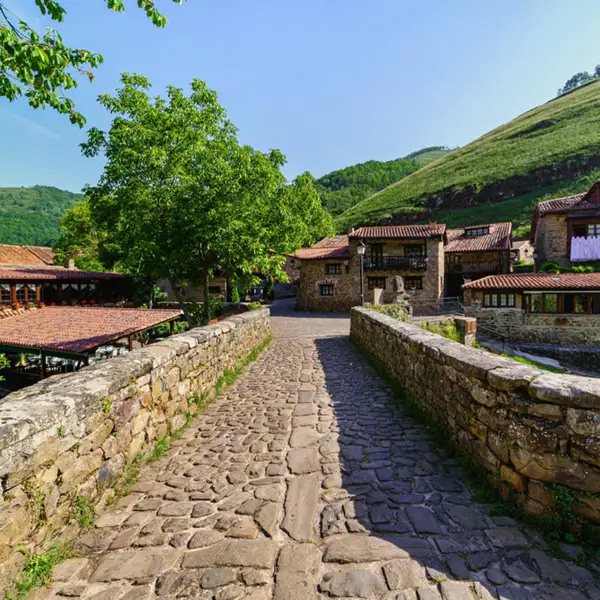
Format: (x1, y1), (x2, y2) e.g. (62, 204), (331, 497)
(534, 213), (570, 267)
(350, 307), (600, 526)
(0, 308), (270, 592)
(468, 306), (600, 344)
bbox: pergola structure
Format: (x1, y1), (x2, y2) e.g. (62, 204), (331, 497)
(0, 306), (182, 376)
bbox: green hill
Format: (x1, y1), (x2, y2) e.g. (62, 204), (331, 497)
(317, 146), (451, 216)
(336, 80), (600, 230)
(0, 186), (82, 246)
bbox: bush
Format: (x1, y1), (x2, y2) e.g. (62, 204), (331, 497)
(247, 301), (262, 311)
(231, 286), (240, 303)
(367, 304), (409, 321)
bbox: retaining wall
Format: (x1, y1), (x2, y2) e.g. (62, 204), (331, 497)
(0, 308), (270, 592)
(469, 307), (600, 345)
(351, 307), (600, 527)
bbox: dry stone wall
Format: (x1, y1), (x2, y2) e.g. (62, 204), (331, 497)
(351, 307), (600, 527)
(0, 308), (270, 592)
(470, 306), (600, 345)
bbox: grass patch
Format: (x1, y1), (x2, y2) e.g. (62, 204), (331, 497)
(420, 320), (461, 343)
(500, 353), (563, 373)
(4, 543), (72, 600)
(72, 495), (95, 531)
(336, 79), (600, 229)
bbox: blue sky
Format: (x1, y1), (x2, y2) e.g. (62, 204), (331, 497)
(2, 0), (600, 193)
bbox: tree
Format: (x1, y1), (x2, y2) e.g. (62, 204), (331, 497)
(557, 71), (594, 96)
(80, 74), (333, 324)
(0, 0), (184, 126)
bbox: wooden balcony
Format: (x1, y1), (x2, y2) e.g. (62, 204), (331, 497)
(364, 256), (428, 271)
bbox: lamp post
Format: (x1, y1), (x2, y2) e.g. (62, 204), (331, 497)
(357, 241), (366, 305)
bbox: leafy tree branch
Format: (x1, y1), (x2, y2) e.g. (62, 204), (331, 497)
(0, 0), (185, 125)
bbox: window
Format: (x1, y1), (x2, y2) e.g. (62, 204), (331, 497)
(0, 284), (10, 303)
(209, 286), (222, 295)
(575, 295), (592, 313)
(319, 284), (334, 296)
(483, 292), (515, 308)
(449, 254), (462, 264)
(529, 294), (559, 313)
(367, 277), (386, 290)
(15, 284), (26, 302)
(465, 227), (489, 237)
(326, 263), (342, 275)
(588, 224), (600, 237)
(404, 245), (424, 257)
(404, 277), (423, 290)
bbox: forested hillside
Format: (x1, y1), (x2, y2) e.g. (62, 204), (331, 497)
(317, 146), (450, 216)
(0, 186), (82, 246)
(336, 81), (600, 230)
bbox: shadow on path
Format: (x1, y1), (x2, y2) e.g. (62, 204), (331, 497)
(315, 335), (597, 600)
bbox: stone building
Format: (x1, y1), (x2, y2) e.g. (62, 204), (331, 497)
(531, 180), (600, 268)
(295, 225), (446, 312)
(511, 240), (534, 265)
(444, 222), (513, 297)
(462, 272), (600, 344)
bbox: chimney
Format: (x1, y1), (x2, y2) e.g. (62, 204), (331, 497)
(347, 227), (355, 235)
(65, 258), (75, 269)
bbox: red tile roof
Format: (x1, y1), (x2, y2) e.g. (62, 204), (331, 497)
(0, 244), (55, 266)
(536, 194), (585, 215)
(294, 235), (350, 260)
(445, 222), (512, 253)
(463, 272), (600, 291)
(349, 225), (446, 239)
(0, 267), (124, 281)
(0, 307), (182, 354)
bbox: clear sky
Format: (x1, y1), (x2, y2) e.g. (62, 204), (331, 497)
(2, 0), (600, 193)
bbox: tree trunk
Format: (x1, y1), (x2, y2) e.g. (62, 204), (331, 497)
(170, 280), (195, 326)
(202, 271), (211, 326)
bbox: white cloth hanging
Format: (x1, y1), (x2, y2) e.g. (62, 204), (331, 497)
(571, 235), (600, 261)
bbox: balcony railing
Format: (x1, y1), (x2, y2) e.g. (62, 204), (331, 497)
(364, 256), (428, 271)
(446, 261), (500, 274)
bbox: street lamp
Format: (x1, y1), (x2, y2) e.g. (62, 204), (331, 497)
(357, 241), (366, 305)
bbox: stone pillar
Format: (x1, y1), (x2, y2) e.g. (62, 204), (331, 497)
(373, 288), (384, 306)
(454, 316), (477, 347)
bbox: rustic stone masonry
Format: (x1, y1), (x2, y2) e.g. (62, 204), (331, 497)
(0, 308), (270, 594)
(351, 307), (600, 527)
(469, 307), (600, 344)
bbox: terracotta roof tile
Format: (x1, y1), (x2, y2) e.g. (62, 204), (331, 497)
(0, 307), (182, 353)
(0, 244), (55, 266)
(463, 272), (600, 290)
(294, 235), (350, 260)
(0, 267), (124, 281)
(349, 225), (446, 239)
(445, 222), (512, 253)
(536, 194), (585, 215)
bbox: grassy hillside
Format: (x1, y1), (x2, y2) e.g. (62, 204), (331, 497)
(0, 186), (82, 246)
(337, 80), (600, 228)
(317, 146), (451, 216)
(426, 168), (600, 240)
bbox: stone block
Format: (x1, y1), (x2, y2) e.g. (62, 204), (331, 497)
(511, 447), (600, 493)
(500, 465), (526, 493)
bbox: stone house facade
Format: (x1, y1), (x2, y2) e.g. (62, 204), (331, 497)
(296, 225), (446, 312)
(444, 223), (513, 297)
(531, 180), (600, 268)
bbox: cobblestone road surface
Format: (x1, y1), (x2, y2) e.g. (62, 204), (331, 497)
(36, 301), (599, 600)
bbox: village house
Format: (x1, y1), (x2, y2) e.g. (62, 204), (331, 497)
(444, 222), (513, 297)
(0, 244), (128, 305)
(511, 240), (534, 265)
(462, 272), (600, 344)
(295, 225), (446, 311)
(531, 180), (600, 268)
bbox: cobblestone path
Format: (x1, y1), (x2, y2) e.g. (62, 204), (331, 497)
(38, 301), (599, 600)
